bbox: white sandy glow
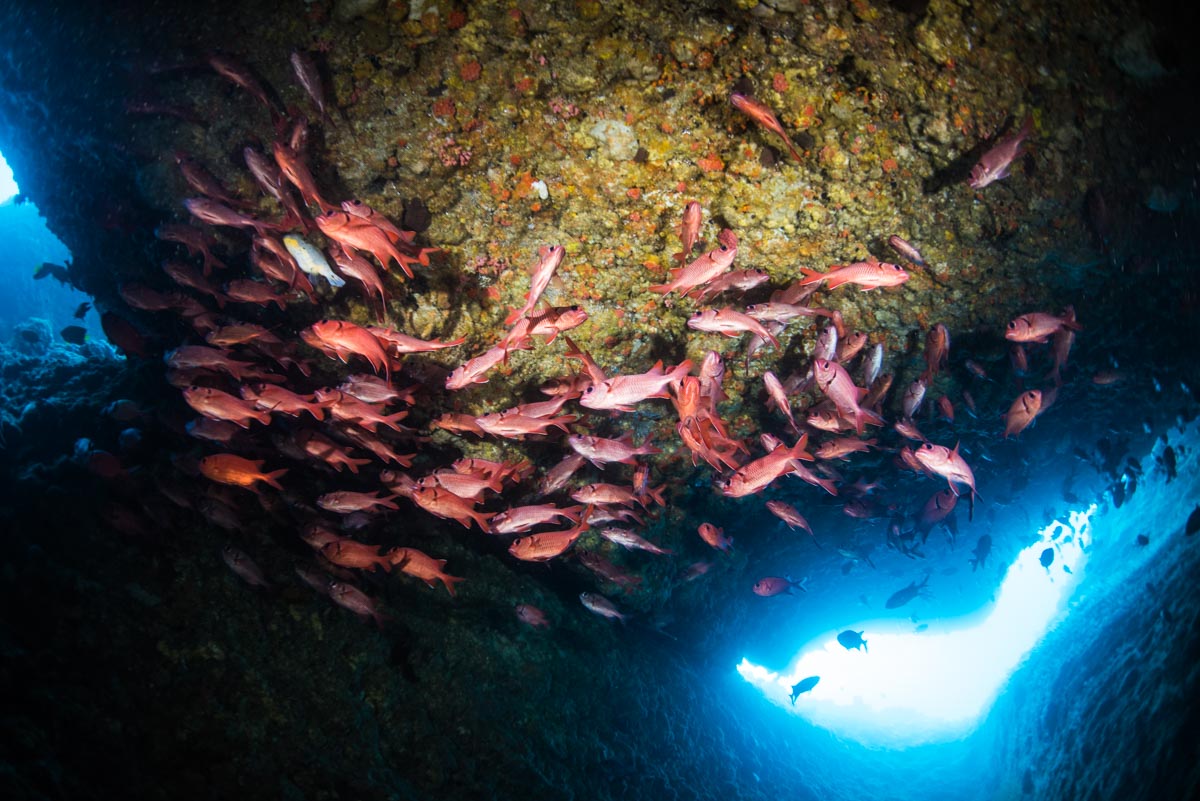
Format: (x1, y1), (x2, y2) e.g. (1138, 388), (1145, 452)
(738, 505), (1095, 746)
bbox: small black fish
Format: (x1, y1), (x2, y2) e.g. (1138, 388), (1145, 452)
(970, 534), (992, 572)
(60, 325), (87, 345)
(33, 261), (70, 283)
(1186, 506), (1200, 537)
(73, 302), (91, 319)
(1160, 446), (1177, 483)
(1136, 534), (1150, 546)
(885, 575), (930, 609)
(789, 676), (819, 704)
(1039, 547), (1054, 569)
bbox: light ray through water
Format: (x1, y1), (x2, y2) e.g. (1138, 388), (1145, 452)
(738, 505), (1095, 747)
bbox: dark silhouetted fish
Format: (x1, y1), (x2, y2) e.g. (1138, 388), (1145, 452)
(885, 575), (930, 609)
(73, 302), (91, 318)
(837, 630), (868, 653)
(790, 676), (819, 704)
(1187, 506), (1200, 537)
(33, 261), (70, 283)
(60, 325), (87, 345)
(1039, 547), (1054, 570)
(1136, 534), (1150, 546)
(1160, 446), (1176, 483)
(970, 534), (991, 572)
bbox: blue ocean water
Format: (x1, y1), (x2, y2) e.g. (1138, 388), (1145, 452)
(0, 152), (87, 343)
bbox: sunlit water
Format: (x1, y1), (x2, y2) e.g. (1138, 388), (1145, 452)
(738, 505), (1096, 747)
(0, 149), (89, 342)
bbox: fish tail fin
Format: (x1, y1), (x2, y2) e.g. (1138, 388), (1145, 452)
(439, 573), (466, 597)
(264, 468), (288, 490)
(669, 359), (693, 384)
(798, 267), (824, 285)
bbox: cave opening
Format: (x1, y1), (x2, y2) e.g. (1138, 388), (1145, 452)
(738, 505), (1093, 747)
(0, 149), (88, 343)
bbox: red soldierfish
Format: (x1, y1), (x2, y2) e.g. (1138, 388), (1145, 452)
(752, 576), (807, 597)
(1005, 311), (1082, 344)
(207, 53), (281, 117)
(923, 324), (950, 381)
(489, 504), (583, 535)
(273, 141), (335, 213)
(599, 527), (672, 555)
(763, 371), (797, 430)
(913, 442), (978, 500)
(673, 201), (703, 264)
(317, 490), (400, 514)
(698, 522), (733, 552)
(175, 153), (250, 211)
(183, 386), (272, 428)
(411, 487), (493, 530)
(688, 307), (780, 347)
(918, 488), (958, 528)
(903, 377), (927, 419)
(578, 359), (692, 412)
(887, 235), (926, 267)
(304, 320), (390, 381)
(568, 433), (660, 467)
(799, 260), (909, 291)
(765, 500), (812, 535)
(1047, 306), (1077, 386)
(579, 592), (627, 622)
(717, 436), (812, 498)
(813, 359), (875, 435)
(969, 116), (1033, 190)
(222, 545), (270, 588)
(730, 93), (804, 163)
(515, 603), (550, 629)
(508, 517), (590, 562)
(199, 454), (286, 493)
(290, 50), (335, 125)
(815, 437), (875, 460)
(937, 395), (955, 423)
(316, 210), (423, 277)
(239, 383), (326, 421)
(1003, 389), (1043, 438)
(650, 234), (738, 296)
(328, 582), (390, 628)
(690, 268), (771, 303)
(368, 325), (465, 355)
(321, 539), (393, 572)
(505, 245), (565, 325)
(184, 197), (274, 236)
(386, 547), (465, 596)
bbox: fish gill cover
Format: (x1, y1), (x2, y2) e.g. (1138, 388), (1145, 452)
(0, 0), (1197, 799)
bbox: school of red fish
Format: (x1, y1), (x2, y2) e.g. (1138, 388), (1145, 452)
(101, 52), (1080, 628)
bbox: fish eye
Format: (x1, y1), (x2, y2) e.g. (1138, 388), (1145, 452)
(1007, 321), (1017, 328)
(719, 245), (729, 252)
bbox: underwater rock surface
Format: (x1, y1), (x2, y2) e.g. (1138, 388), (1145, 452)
(0, 0), (1198, 799)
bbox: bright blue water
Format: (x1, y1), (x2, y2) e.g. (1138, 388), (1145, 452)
(0, 150), (88, 342)
(738, 506), (1094, 747)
